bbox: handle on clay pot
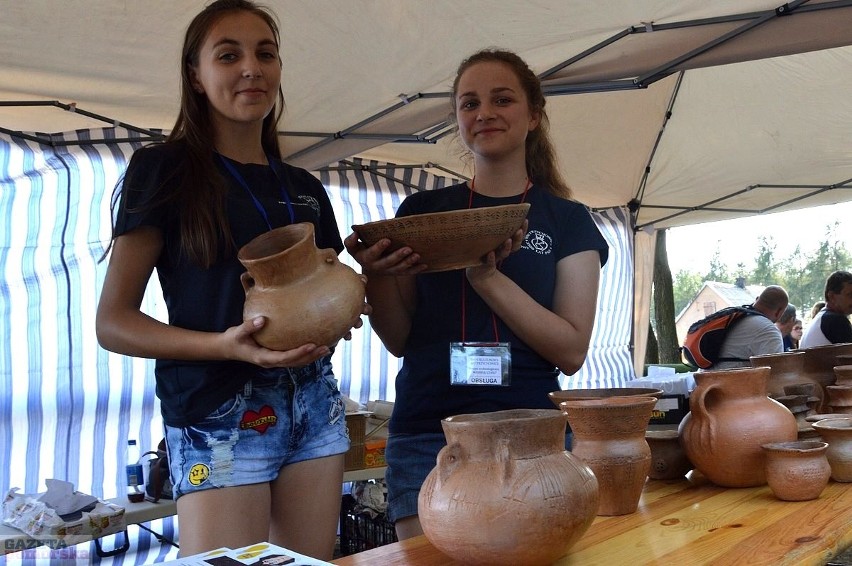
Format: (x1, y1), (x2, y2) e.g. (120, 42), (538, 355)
(693, 383), (719, 452)
(240, 272), (255, 293)
(435, 442), (464, 486)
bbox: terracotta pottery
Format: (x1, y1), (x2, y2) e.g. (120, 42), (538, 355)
(835, 365), (852, 386)
(774, 395), (811, 428)
(548, 387), (664, 407)
(783, 381), (819, 399)
(561, 396), (657, 515)
(761, 441), (831, 501)
(418, 409), (599, 566)
(237, 223), (366, 351)
(352, 203), (530, 273)
(646, 429), (692, 480)
(801, 343), (852, 410)
(678, 366), (798, 487)
(837, 355), (852, 368)
(751, 351), (807, 399)
(811, 418), (852, 482)
(805, 413), (851, 423)
(827, 385), (852, 415)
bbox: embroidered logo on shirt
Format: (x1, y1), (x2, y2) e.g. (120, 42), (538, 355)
(240, 405), (278, 434)
(522, 229), (552, 255)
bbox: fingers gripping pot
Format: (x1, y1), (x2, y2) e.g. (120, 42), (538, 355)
(238, 223), (366, 351)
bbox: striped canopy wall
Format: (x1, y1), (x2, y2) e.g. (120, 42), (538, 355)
(0, 128), (633, 562)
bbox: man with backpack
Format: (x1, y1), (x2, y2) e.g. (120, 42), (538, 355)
(710, 285), (790, 370)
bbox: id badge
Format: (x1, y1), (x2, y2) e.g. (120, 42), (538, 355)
(449, 342), (511, 386)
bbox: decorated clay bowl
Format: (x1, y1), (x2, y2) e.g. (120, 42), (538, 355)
(352, 203), (530, 273)
(548, 387), (665, 408)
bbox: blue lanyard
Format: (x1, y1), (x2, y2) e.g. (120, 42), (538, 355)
(217, 153), (295, 229)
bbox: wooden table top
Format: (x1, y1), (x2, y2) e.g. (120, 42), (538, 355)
(333, 474), (852, 566)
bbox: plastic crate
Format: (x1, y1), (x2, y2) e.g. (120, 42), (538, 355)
(338, 494), (397, 556)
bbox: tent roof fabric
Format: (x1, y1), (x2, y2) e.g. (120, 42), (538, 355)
(3, 0), (852, 228)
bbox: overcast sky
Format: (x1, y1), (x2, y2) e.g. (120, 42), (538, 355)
(665, 201), (852, 275)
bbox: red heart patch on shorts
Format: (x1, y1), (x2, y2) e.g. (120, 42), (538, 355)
(240, 405), (278, 434)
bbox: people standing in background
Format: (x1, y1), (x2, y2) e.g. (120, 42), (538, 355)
(711, 286), (789, 370)
(775, 304), (797, 351)
(96, 0), (362, 558)
(344, 48), (608, 540)
(810, 300), (827, 320)
(800, 271), (852, 348)
(790, 319), (803, 350)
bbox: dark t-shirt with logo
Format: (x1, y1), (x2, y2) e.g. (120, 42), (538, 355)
(388, 183), (609, 434)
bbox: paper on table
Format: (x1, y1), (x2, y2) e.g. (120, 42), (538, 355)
(37, 479), (98, 518)
(159, 542), (333, 565)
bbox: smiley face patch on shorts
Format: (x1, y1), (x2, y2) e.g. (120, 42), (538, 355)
(240, 405), (278, 434)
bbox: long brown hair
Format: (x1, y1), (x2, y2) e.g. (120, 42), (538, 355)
(109, 0), (285, 267)
(451, 49), (570, 199)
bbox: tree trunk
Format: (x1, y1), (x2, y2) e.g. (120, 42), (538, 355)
(645, 321), (659, 365)
(653, 229), (681, 363)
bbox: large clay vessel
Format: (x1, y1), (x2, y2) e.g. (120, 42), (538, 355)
(561, 396), (657, 515)
(800, 343), (852, 411)
(678, 366), (797, 487)
(237, 223), (366, 351)
(418, 409), (599, 566)
(750, 351), (811, 400)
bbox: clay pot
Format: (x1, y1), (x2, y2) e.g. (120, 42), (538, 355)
(837, 355), (852, 368)
(418, 409), (599, 566)
(783, 382), (819, 399)
(237, 223), (366, 351)
(805, 413), (851, 423)
(835, 365), (852, 386)
(801, 343), (852, 410)
(548, 387), (664, 407)
(561, 396), (657, 515)
(827, 385), (852, 415)
(678, 366), (798, 487)
(774, 395), (811, 428)
(751, 351), (807, 399)
(811, 417), (852, 482)
(761, 441), (831, 501)
(646, 429), (692, 480)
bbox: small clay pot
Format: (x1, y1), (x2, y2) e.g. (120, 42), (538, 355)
(548, 387), (664, 407)
(811, 418), (852, 482)
(762, 441), (831, 501)
(646, 429), (692, 480)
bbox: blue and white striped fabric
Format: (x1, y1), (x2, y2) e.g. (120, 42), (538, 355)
(0, 130), (633, 564)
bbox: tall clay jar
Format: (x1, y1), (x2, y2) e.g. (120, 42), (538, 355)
(678, 366), (797, 487)
(237, 223), (366, 351)
(811, 417), (852, 482)
(750, 351), (809, 400)
(418, 409), (599, 566)
(561, 396), (658, 515)
(801, 343), (852, 411)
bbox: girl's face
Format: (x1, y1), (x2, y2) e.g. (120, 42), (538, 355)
(190, 11), (281, 132)
(455, 61), (540, 163)
(791, 323), (803, 340)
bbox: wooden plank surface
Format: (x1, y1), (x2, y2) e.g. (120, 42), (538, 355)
(333, 475), (852, 566)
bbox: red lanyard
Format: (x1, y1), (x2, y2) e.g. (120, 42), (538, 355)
(460, 177), (531, 344)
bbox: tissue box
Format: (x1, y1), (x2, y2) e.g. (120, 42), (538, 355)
(2, 488), (126, 544)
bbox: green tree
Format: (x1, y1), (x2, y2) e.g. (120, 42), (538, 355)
(652, 230), (680, 363)
(750, 236), (778, 285)
(672, 270), (703, 315)
(704, 247), (730, 283)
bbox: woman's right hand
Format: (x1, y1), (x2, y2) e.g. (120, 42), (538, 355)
(343, 232), (427, 276)
(222, 316), (330, 368)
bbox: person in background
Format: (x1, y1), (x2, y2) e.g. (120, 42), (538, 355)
(775, 304), (797, 351)
(800, 270), (852, 348)
(790, 319), (803, 350)
(96, 0), (362, 558)
(344, 48), (608, 540)
(711, 285), (789, 370)
(810, 300), (827, 320)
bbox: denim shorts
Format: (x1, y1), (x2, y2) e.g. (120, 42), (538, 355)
(384, 429), (573, 522)
(164, 359), (349, 499)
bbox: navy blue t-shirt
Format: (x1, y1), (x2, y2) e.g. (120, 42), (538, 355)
(388, 183), (609, 434)
(114, 142), (343, 427)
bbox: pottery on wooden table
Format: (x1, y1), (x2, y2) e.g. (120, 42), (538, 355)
(751, 351), (807, 399)
(548, 387), (664, 407)
(352, 204), (530, 273)
(418, 409), (599, 566)
(835, 365), (852, 386)
(678, 366), (798, 488)
(561, 396), (657, 515)
(762, 441), (831, 501)
(774, 394), (811, 428)
(811, 418), (852, 482)
(238, 223), (366, 351)
(800, 343), (852, 411)
(646, 429), (692, 480)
